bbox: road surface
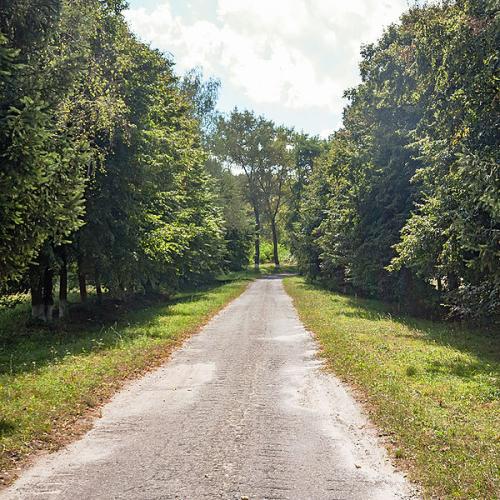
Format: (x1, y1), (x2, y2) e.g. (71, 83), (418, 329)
(2, 276), (417, 499)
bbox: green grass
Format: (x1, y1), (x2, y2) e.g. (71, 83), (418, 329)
(0, 276), (252, 482)
(284, 276), (499, 499)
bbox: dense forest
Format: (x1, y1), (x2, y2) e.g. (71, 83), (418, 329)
(0, 0), (252, 323)
(292, 0), (499, 322)
(0, 0), (498, 323)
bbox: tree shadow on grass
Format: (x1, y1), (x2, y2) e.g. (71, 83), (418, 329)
(423, 358), (497, 382)
(0, 419), (17, 437)
(294, 280), (500, 371)
(0, 284), (221, 378)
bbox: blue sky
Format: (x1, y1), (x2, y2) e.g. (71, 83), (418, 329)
(125, 0), (409, 136)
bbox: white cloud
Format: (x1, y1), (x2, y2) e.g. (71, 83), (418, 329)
(319, 128), (335, 139)
(124, 0), (408, 129)
(217, 0), (311, 37)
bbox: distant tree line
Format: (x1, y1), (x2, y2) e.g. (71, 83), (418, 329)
(0, 0), (252, 321)
(292, 0), (499, 322)
(213, 110), (299, 269)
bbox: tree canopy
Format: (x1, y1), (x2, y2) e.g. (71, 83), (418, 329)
(0, 0), (497, 324)
(0, 0), (230, 320)
(292, 0), (499, 321)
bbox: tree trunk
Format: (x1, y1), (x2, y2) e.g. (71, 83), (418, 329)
(43, 266), (54, 322)
(95, 271), (103, 304)
(30, 266), (45, 321)
(271, 218), (280, 268)
(447, 273), (459, 291)
(253, 204), (260, 270)
(144, 279), (155, 296)
(339, 266), (347, 294)
(58, 248), (68, 319)
(77, 256), (87, 303)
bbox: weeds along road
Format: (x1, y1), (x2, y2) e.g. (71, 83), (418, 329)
(2, 276), (417, 499)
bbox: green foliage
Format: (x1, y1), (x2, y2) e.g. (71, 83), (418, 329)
(1, 0), (497, 325)
(390, 0), (500, 319)
(294, 0), (499, 321)
(0, 1), (228, 303)
(0, 23), (88, 282)
(206, 159), (253, 271)
(286, 133), (325, 260)
(214, 109), (295, 267)
(180, 67), (221, 137)
(256, 240), (291, 264)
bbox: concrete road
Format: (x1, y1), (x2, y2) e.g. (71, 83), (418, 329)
(2, 277), (417, 499)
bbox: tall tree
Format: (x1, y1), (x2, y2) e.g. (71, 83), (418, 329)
(206, 158), (253, 271)
(214, 110), (266, 269)
(390, 0), (499, 319)
(254, 125), (293, 267)
(293, 0), (499, 321)
(287, 133), (324, 266)
(214, 110), (293, 268)
(0, 0), (96, 318)
(0, 0), (227, 319)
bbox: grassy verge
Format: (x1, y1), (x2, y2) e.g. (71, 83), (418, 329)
(0, 275), (253, 483)
(284, 276), (499, 499)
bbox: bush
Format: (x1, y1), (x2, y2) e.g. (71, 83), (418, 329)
(254, 240), (292, 264)
(223, 228), (253, 271)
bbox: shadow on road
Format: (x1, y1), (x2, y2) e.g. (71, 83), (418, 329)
(260, 272), (297, 280)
